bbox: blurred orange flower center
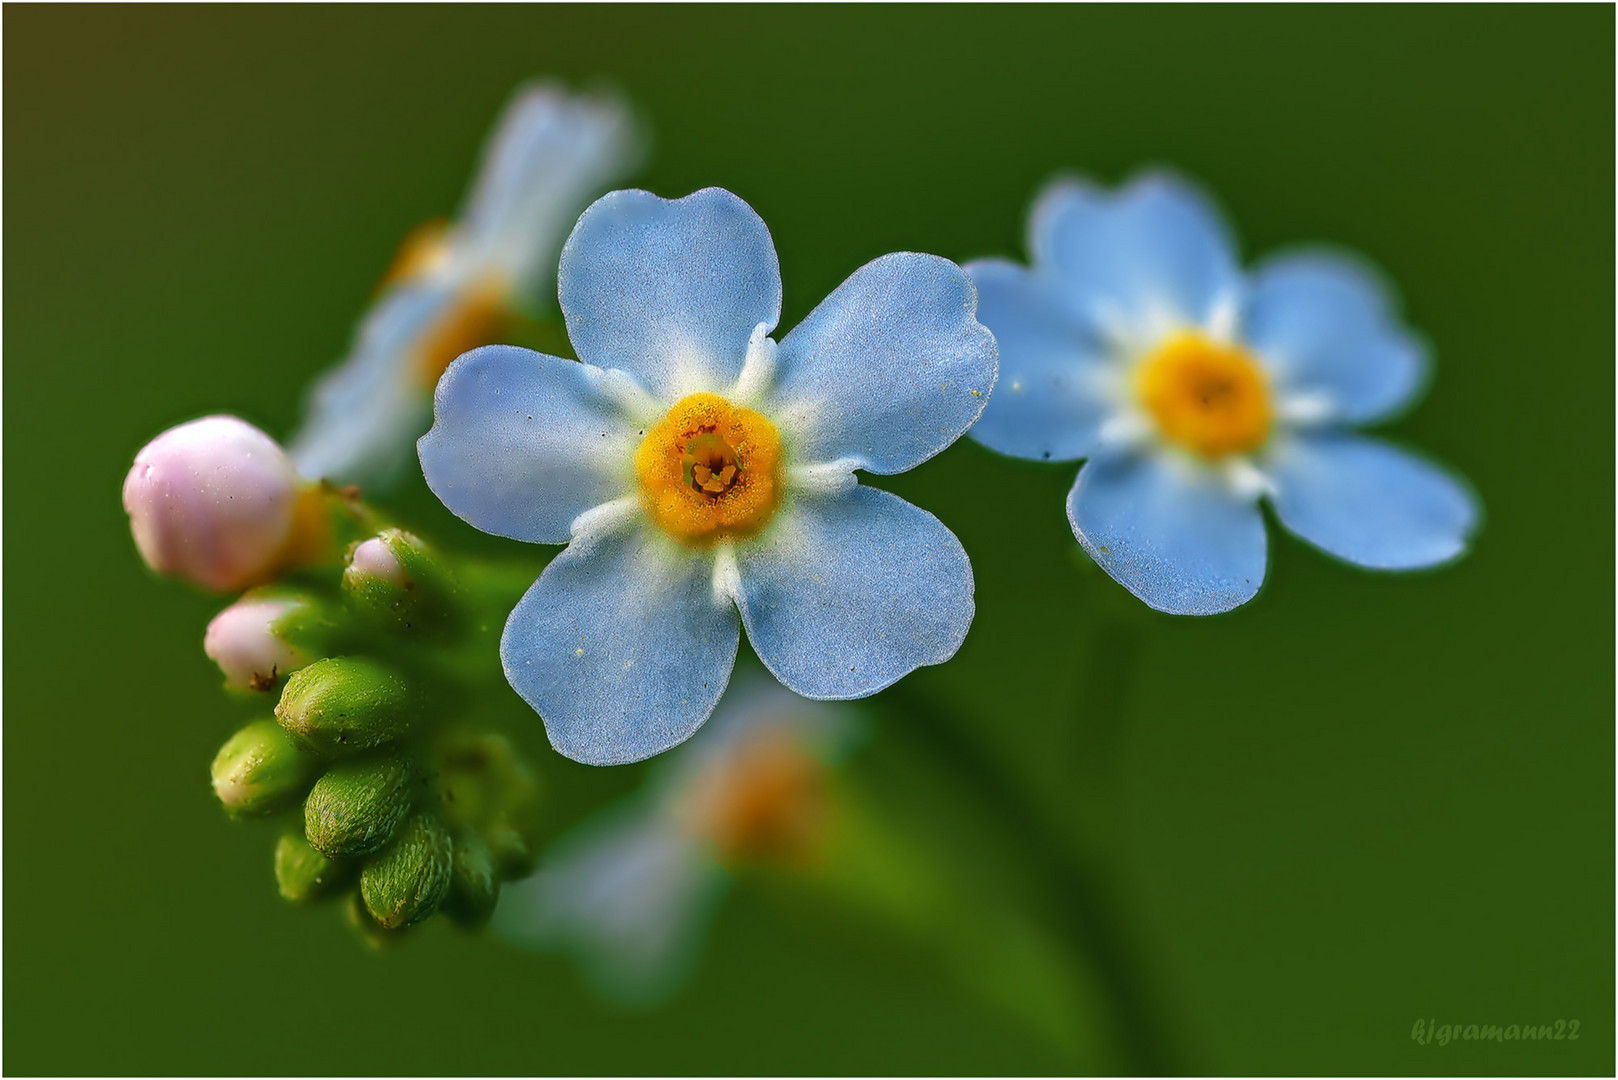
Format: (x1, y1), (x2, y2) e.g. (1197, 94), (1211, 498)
(635, 393), (782, 546)
(1136, 331), (1272, 459)
(413, 282), (510, 389)
(685, 729), (827, 865)
(377, 219), (513, 390)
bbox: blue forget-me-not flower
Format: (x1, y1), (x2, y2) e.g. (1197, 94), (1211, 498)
(495, 676), (858, 1001)
(418, 187), (997, 764)
(967, 172), (1479, 615)
(290, 83), (640, 487)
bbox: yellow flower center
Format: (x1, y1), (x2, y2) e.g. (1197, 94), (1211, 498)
(634, 393), (782, 546)
(1136, 331), (1273, 459)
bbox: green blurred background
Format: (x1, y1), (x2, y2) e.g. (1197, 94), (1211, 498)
(5, 5), (1612, 1075)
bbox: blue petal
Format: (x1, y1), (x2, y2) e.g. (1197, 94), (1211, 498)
(559, 187), (781, 399)
(1029, 171), (1241, 333)
(1241, 251), (1427, 423)
(456, 84), (641, 307)
(289, 280), (458, 487)
(1067, 450), (1267, 615)
(494, 803), (723, 1002)
(965, 258), (1115, 463)
(501, 525), (740, 765)
(767, 253), (996, 473)
(735, 485), (974, 698)
(418, 345), (640, 545)
(1265, 432), (1478, 569)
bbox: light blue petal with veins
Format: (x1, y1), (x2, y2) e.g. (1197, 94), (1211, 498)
(1264, 432), (1478, 569)
(965, 258), (1115, 463)
(457, 83), (641, 307)
(501, 525), (739, 765)
(559, 187), (781, 399)
(735, 486), (974, 699)
(767, 252), (996, 473)
(1067, 450), (1267, 615)
(1030, 171), (1242, 335)
(418, 345), (640, 545)
(1242, 251), (1427, 423)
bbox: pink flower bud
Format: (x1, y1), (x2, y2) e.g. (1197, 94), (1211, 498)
(123, 416), (303, 592)
(204, 594), (315, 691)
(346, 537), (409, 588)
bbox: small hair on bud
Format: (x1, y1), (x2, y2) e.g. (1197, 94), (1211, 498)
(123, 415), (306, 592)
(304, 751), (417, 858)
(344, 888), (408, 950)
(211, 719), (318, 816)
(276, 657), (416, 755)
(204, 593), (315, 692)
(361, 813), (454, 929)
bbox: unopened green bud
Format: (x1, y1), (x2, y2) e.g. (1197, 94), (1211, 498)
(276, 657), (414, 754)
(344, 889), (406, 950)
(434, 730), (544, 877)
(211, 719), (317, 816)
(274, 829), (350, 902)
(361, 812), (453, 930)
(343, 529), (463, 636)
(304, 751), (415, 858)
(443, 830), (501, 930)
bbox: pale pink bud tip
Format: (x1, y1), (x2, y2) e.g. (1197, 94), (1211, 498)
(347, 538), (409, 588)
(122, 416), (303, 592)
(204, 596), (312, 691)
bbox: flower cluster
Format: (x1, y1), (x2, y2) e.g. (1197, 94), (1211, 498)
(120, 81), (1481, 957)
(126, 413), (545, 940)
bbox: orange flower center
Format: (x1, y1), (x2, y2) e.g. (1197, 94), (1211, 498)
(684, 728), (827, 866)
(1136, 331), (1273, 458)
(634, 393), (782, 546)
(413, 281), (511, 389)
(375, 220), (513, 390)
(378, 218), (453, 291)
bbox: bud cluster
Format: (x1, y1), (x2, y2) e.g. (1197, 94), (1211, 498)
(127, 415), (547, 943)
(207, 616), (544, 942)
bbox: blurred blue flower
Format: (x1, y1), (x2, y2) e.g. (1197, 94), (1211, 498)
(289, 83), (641, 487)
(968, 171), (1479, 615)
(494, 677), (859, 1002)
(420, 186), (996, 764)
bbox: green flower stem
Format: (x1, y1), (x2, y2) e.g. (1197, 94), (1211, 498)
(804, 785), (1108, 1070)
(883, 630), (1185, 1077)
